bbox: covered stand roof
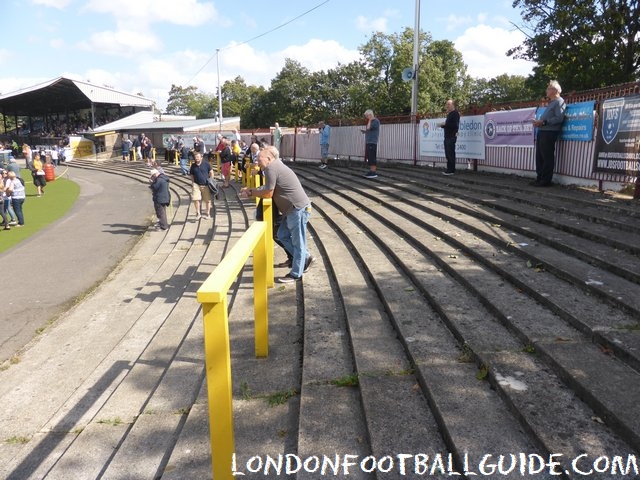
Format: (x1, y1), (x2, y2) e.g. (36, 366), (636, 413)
(0, 77), (155, 116)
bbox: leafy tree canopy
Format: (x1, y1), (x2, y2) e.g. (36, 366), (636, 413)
(509, 0), (640, 92)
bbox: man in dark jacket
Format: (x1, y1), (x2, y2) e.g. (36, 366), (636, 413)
(149, 169), (170, 230)
(440, 99), (460, 175)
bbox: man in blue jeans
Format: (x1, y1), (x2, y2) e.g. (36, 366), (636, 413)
(241, 145), (314, 283)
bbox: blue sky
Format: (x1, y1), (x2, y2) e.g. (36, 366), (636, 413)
(2, 0), (535, 111)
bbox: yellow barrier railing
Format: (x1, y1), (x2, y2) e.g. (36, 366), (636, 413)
(196, 199), (273, 480)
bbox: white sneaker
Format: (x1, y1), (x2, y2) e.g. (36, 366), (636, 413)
(319, 164), (327, 169)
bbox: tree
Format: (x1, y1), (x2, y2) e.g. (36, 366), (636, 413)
(165, 85), (216, 118)
(359, 29), (471, 116)
(509, 0), (640, 92)
(468, 74), (534, 106)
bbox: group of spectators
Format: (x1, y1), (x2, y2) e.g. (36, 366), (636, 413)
(16, 110), (128, 138)
(1, 158), (26, 230)
(121, 133), (154, 163)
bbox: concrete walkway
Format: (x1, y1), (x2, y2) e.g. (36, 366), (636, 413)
(1, 166), (153, 363)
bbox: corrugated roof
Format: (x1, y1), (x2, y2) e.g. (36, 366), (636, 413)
(93, 114), (240, 133)
(0, 77), (155, 116)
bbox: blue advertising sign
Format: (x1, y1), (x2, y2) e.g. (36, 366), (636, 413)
(536, 101), (594, 141)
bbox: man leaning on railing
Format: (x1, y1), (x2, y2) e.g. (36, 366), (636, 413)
(240, 145), (315, 283)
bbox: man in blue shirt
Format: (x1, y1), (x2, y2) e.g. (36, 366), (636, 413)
(318, 121), (331, 169)
(361, 109), (380, 178)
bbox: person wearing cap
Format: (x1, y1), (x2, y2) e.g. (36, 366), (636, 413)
(148, 168), (170, 230)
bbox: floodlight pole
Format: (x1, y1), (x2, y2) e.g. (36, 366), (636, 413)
(411, 0), (420, 165)
(410, 0), (420, 118)
(216, 48), (223, 131)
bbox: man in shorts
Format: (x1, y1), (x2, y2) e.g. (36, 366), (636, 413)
(189, 152), (214, 220)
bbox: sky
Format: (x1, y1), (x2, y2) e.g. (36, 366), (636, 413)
(1, 0), (536, 112)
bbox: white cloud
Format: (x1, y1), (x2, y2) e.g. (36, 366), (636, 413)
(355, 15), (388, 33)
(49, 38), (65, 49)
(83, 0), (219, 26)
(31, 0), (71, 8)
(454, 24), (535, 79)
(279, 39), (361, 72)
(78, 29), (162, 57)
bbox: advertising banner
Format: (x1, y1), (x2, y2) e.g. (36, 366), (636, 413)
(536, 101), (595, 142)
(419, 115), (485, 159)
(483, 108), (536, 146)
(594, 95), (640, 175)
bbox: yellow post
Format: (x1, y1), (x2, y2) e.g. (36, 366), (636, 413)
(152, 147), (156, 162)
(216, 152), (221, 177)
(174, 150), (179, 166)
(262, 199), (274, 288)
(202, 298), (235, 480)
(132, 149), (137, 162)
(244, 165), (250, 187)
(197, 221), (269, 479)
(253, 226), (269, 358)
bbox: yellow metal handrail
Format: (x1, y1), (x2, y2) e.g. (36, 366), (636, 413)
(196, 199), (273, 480)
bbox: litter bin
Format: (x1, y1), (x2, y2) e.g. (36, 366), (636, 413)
(44, 162), (55, 181)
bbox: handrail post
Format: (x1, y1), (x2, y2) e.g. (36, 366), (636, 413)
(253, 224), (269, 358)
(262, 199), (274, 288)
(202, 297), (235, 480)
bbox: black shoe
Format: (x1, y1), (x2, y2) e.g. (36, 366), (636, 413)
(275, 259), (292, 268)
(277, 273), (301, 284)
(303, 255), (315, 273)
(442, 171), (455, 176)
(529, 180), (540, 186)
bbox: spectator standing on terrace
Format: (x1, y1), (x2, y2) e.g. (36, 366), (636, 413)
(241, 145), (314, 284)
(440, 99), (460, 175)
(122, 136), (132, 162)
(132, 135), (142, 161)
(361, 109), (380, 179)
(273, 122), (282, 151)
(531, 80), (566, 187)
(318, 121), (331, 169)
(178, 140), (190, 175)
(142, 135), (153, 164)
(149, 169), (170, 230)
(189, 152), (214, 220)
(218, 137), (233, 188)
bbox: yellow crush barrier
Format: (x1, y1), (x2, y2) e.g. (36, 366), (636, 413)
(196, 200), (273, 479)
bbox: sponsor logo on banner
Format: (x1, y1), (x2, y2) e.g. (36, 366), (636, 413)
(601, 99), (624, 145)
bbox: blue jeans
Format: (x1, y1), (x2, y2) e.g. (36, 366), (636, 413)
(320, 143), (329, 160)
(277, 205), (311, 278)
(180, 158), (189, 175)
(11, 197), (25, 225)
(4, 198), (16, 222)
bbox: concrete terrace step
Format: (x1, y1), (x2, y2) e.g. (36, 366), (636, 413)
(1, 159), (639, 480)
